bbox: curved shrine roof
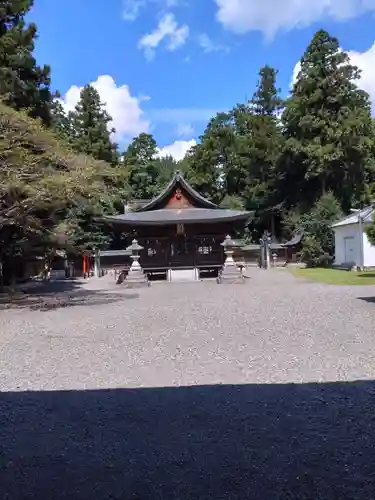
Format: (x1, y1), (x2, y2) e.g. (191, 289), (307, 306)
(106, 208), (250, 226)
(105, 171), (252, 226)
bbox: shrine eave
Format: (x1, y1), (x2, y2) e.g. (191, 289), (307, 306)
(103, 208), (252, 226)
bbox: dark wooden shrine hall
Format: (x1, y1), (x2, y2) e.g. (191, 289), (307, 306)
(104, 171), (252, 279)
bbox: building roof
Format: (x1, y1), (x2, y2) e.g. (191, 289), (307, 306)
(103, 170), (252, 226)
(283, 229), (304, 247)
(137, 170), (218, 211)
(105, 208), (251, 226)
(332, 205), (375, 228)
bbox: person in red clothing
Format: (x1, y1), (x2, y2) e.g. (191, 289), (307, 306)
(83, 255), (87, 278)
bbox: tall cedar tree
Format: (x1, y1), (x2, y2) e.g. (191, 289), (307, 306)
(185, 112), (235, 204)
(72, 84), (118, 165)
(123, 133), (160, 200)
(66, 85), (121, 251)
(185, 66), (283, 215)
(0, 0), (51, 124)
(231, 66), (283, 237)
(281, 29), (374, 212)
(252, 65), (283, 117)
(246, 66), (283, 208)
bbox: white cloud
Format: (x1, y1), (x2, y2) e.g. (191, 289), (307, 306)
(138, 13), (189, 59)
(122, 0), (181, 21)
(347, 43), (375, 110)
(290, 61), (301, 88)
(198, 33), (229, 53)
(157, 139), (196, 161)
(59, 75), (150, 143)
(59, 76), (213, 149)
(290, 42), (375, 113)
(122, 0), (146, 20)
(215, 0), (375, 39)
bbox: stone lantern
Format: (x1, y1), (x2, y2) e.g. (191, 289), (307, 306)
(124, 238), (149, 287)
(217, 234), (244, 284)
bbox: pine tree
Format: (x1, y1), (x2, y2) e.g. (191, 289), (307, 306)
(71, 84), (118, 165)
(281, 30), (374, 212)
(50, 99), (74, 143)
(0, 0), (52, 124)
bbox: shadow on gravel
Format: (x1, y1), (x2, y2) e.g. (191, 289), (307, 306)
(357, 296), (375, 304)
(0, 381), (374, 499)
(0, 280), (139, 311)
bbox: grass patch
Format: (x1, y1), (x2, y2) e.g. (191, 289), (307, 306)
(292, 267), (375, 285)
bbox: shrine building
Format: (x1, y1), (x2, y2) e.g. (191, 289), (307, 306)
(103, 171), (251, 280)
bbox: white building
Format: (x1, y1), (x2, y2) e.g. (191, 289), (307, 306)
(332, 205), (375, 269)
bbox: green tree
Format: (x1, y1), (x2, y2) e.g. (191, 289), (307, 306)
(185, 113), (235, 203)
(284, 192), (343, 267)
(64, 85), (121, 251)
(184, 65), (283, 219)
(219, 194), (245, 210)
(124, 132), (157, 166)
(217, 66), (283, 238)
(281, 29), (374, 212)
(0, 0), (52, 124)
(0, 103), (122, 284)
(365, 206), (375, 247)
(71, 84), (119, 165)
(244, 66), (283, 211)
(252, 65), (283, 116)
(50, 99), (74, 143)
(123, 133), (160, 200)
(153, 155), (179, 190)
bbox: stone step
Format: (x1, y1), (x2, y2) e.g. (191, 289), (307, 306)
(169, 268), (198, 282)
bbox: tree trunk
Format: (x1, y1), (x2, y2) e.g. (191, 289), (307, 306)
(321, 176), (326, 195)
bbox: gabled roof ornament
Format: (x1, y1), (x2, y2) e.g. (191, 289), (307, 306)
(136, 169), (218, 212)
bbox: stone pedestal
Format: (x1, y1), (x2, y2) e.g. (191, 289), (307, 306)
(124, 239), (150, 288)
(217, 235), (244, 284)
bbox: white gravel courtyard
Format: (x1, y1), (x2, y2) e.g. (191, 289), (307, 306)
(1, 268), (375, 499)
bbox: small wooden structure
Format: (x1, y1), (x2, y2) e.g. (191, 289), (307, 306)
(103, 171), (251, 280)
(282, 229), (304, 263)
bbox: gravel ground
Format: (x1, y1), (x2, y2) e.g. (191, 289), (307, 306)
(1, 268), (375, 499)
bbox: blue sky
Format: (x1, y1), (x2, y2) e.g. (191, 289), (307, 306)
(29, 0), (375, 159)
